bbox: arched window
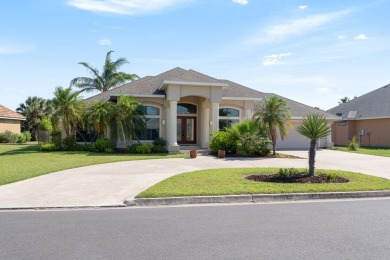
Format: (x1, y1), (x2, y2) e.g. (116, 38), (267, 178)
(137, 105), (160, 140)
(177, 103), (197, 114)
(219, 108), (240, 130)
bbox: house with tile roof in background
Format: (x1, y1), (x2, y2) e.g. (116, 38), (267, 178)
(0, 105), (26, 133)
(86, 67), (339, 152)
(327, 84), (390, 147)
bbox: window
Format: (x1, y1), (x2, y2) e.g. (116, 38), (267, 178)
(76, 125), (98, 142)
(137, 105), (160, 140)
(219, 108), (240, 130)
(177, 103), (197, 114)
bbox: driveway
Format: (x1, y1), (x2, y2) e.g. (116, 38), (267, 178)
(0, 150), (389, 208)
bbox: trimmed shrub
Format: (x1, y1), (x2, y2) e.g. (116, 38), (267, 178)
(209, 131), (237, 154)
(91, 136), (115, 153)
(0, 131), (19, 143)
(236, 133), (271, 157)
(40, 143), (60, 151)
(62, 135), (77, 151)
(152, 138), (168, 153)
(127, 143), (153, 154)
(21, 131), (31, 142)
(277, 168), (302, 178)
(50, 130), (62, 148)
(38, 117), (53, 132)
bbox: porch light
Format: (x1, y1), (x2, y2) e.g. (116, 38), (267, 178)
(162, 119), (166, 125)
(209, 120), (213, 126)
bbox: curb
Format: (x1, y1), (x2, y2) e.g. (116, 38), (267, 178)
(125, 190), (390, 207)
(0, 204), (126, 211)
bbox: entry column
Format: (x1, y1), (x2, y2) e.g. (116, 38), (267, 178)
(168, 100), (180, 152)
(211, 102), (219, 132)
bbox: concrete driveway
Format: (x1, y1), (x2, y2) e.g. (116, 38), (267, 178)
(0, 149), (389, 208)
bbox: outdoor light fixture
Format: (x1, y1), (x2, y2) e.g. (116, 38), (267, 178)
(209, 120), (213, 126)
(162, 119), (166, 125)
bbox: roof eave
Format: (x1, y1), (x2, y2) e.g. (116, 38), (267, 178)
(159, 80), (229, 90)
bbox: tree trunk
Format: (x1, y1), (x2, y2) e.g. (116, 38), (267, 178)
(308, 139), (317, 177)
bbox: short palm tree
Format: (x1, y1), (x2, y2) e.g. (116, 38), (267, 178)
(70, 51), (139, 93)
(253, 95), (291, 156)
(296, 114), (331, 177)
(87, 101), (112, 137)
(16, 96), (53, 140)
(52, 87), (85, 137)
(108, 96), (145, 143)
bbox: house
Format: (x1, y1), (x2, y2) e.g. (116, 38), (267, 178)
(0, 105), (26, 133)
(327, 84), (390, 147)
(86, 67), (338, 151)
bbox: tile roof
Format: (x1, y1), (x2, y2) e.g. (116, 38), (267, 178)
(327, 84), (390, 119)
(0, 105), (26, 120)
(85, 67), (338, 119)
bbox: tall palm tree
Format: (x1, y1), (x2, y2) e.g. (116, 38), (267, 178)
(52, 87), (85, 137)
(108, 96), (145, 143)
(70, 51), (139, 93)
(87, 101), (112, 137)
(296, 114), (331, 177)
(16, 96), (53, 140)
(253, 95), (291, 156)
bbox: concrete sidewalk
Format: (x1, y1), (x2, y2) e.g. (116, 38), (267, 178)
(0, 150), (389, 208)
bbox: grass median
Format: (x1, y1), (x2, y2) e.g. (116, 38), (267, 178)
(0, 143), (186, 186)
(137, 168), (390, 198)
(333, 146), (390, 157)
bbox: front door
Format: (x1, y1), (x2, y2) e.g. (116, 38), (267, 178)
(177, 116), (197, 144)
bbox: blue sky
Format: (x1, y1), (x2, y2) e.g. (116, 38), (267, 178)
(1, 0), (389, 111)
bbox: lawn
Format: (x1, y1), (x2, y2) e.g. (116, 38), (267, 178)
(137, 168), (390, 198)
(333, 146), (390, 157)
(0, 143), (186, 186)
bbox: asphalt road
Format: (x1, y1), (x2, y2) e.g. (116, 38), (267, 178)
(1, 199), (390, 260)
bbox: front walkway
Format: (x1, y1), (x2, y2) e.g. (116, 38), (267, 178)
(0, 150), (389, 208)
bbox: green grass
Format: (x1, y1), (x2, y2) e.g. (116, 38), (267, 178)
(333, 146), (390, 157)
(0, 143), (186, 186)
(137, 168), (390, 198)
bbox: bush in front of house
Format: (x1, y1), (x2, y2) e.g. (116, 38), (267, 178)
(152, 138), (168, 153)
(347, 135), (359, 151)
(91, 136), (115, 153)
(38, 117), (53, 132)
(62, 135), (77, 151)
(0, 131), (31, 143)
(40, 143), (60, 151)
(236, 132), (270, 157)
(127, 143), (153, 154)
(209, 131), (237, 154)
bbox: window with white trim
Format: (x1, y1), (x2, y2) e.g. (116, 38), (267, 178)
(219, 108), (240, 130)
(137, 106), (160, 140)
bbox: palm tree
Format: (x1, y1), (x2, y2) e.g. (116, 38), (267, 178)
(296, 114), (331, 177)
(253, 95), (291, 156)
(16, 96), (53, 140)
(108, 95), (145, 143)
(339, 97), (350, 104)
(52, 87), (85, 137)
(87, 101), (112, 137)
(70, 51), (139, 93)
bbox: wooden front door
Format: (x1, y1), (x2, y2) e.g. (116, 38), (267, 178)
(177, 116), (197, 144)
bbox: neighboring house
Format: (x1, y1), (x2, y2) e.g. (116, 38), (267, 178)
(86, 67), (338, 151)
(327, 84), (390, 147)
(0, 105), (26, 133)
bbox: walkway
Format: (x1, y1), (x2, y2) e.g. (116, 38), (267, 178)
(0, 150), (389, 208)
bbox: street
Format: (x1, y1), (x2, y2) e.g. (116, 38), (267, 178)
(1, 199), (390, 260)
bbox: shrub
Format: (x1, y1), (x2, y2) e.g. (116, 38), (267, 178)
(152, 138), (168, 153)
(40, 143), (60, 151)
(92, 136), (115, 153)
(62, 135), (77, 151)
(21, 131), (31, 142)
(347, 135), (359, 151)
(277, 168), (302, 178)
(236, 133), (270, 157)
(209, 131), (237, 154)
(327, 173), (338, 182)
(0, 131), (18, 143)
(127, 143), (153, 154)
(38, 117), (53, 132)
(50, 130), (62, 148)
(73, 144), (93, 152)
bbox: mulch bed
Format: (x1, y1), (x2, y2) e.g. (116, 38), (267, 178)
(246, 174), (349, 184)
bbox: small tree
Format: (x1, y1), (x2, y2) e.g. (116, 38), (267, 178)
(296, 114), (331, 176)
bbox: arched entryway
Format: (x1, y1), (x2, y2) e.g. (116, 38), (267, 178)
(177, 103), (197, 145)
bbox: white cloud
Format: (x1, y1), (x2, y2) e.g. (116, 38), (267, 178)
(99, 39), (112, 45)
(246, 9), (352, 45)
(299, 5), (308, 10)
(354, 34), (368, 40)
(233, 0), (248, 5)
(67, 0), (190, 15)
(338, 35), (346, 39)
(316, 87), (329, 93)
(262, 53), (292, 65)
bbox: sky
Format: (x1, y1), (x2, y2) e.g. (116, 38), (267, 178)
(1, 0), (389, 111)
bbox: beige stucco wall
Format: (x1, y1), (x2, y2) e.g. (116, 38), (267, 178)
(0, 119), (22, 133)
(332, 118), (390, 147)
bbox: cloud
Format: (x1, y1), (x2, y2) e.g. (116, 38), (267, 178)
(99, 39), (112, 45)
(316, 87), (329, 93)
(299, 5), (308, 10)
(233, 0), (248, 5)
(262, 53), (292, 65)
(246, 9), (352, 45)
(354, 34), (368, 40)
(67, 0), (190, 15)
(338, 35), (346, 39)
